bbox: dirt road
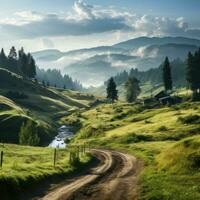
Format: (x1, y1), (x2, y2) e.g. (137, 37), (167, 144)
(39, 149), (141, 200)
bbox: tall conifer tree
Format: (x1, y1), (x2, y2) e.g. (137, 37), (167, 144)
(106, 77), (118, 103)
(163, 57), (172, 91)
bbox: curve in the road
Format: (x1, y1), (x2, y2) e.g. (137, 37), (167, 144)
(39, 149), (141, 200)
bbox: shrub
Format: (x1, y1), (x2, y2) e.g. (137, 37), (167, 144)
(19, 120), (40, 146)
(112, 112), (127, 120)
(171, 105), (180, 110)
(64, 138), (71, 144)
(114, 107), (123, 113)
(157, 126), (168, 132)
(119, 133), (153, 144)
(188, 153), (200, 170)
(178, 115), (200, 124)
(144, 119), (152, 124)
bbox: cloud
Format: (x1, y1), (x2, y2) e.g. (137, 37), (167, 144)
(135, 15), (187, 36)
(0, 0), (200, 41)
(73, 0), (94, 20)
(0, 1), (132, 39)
(134, 15), (200, 38)
(15, 11), (43, 22)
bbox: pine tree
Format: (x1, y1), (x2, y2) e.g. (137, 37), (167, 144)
(125, 76), (141, 103)
(163, 57), (172, 91)
(186, 52), (194, 87)
(27, 53), (36, 78)
(42, 80), (46, 87)
(0, 48), (7, 67)
(186, 50), (200, 100)
(7, 46), (19, 73)
(106, 77), (118, 103)
(19, 121), (40, 146)
(8, 46), (17, 60)
(19, 51), (28, 77)
(18, 47), (24, 75)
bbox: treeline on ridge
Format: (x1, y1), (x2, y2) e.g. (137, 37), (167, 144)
(0, 47), (36, 78)
(0, 46), (83, 90)
(109, 58), (186, 88)
(36, 68), (83, 90)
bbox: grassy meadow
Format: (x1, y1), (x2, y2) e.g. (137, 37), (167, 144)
(0, 143), (91, 199)
(65, 100), (200, 200)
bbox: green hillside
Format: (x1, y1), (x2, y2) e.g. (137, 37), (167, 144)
(0, 68), (95, 145)
(66, 99), (200, 200)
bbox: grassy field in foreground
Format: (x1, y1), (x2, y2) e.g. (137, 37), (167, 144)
(0, 143), (91, 199)
(65, 100), (200, 200)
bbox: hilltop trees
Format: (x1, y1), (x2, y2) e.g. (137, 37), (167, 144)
(186, 49), (200, 100)
(106, 77), (118, 103)
(0, 48), (7, 68)
(163, 57), (172, 91)
(8, 46), (17, 60)
(36, 68), (83, 90)
(0, 47), (36, 79)
(125, 76), (141, 103)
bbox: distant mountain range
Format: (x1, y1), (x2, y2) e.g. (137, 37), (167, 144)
(32, 36), (200, 86)
(113, 36), (200, 49)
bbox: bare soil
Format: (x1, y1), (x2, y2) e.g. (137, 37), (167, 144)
(38, 149), (142, 200)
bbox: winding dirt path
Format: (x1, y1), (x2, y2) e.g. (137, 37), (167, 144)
(39, 149), (141, 200)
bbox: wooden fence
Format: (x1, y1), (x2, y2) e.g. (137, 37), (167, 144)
(0, 143), (90, 169)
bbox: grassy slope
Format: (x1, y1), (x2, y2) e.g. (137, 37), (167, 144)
(0, 143), (91, 199)
(65, 100), (200, 200)
(0, 68), (95, 144)
(0, 68), (96, 198)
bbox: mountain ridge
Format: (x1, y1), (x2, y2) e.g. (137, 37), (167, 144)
(32, 36), (200, 86)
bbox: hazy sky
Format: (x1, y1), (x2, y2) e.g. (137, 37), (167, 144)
(0, 0), (200, 52)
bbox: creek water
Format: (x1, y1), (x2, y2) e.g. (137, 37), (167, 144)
(48, 125), (73, 149)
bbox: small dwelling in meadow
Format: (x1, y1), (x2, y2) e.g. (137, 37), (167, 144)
(154, 91), (168, 101)
(143, 90), (182, 105)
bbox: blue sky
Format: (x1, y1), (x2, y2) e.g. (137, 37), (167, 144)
(0, 0), (200, 52)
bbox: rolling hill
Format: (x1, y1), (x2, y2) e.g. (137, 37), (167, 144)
(0, 68), (95, 145)
(67, 99), (200, 200)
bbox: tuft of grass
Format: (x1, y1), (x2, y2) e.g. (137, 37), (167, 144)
(156, 126), (168, 132)
(178, 115), (200, 124)
(115, 133), (153, 144)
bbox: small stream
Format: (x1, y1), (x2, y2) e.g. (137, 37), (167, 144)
(48, 125), (73, 149)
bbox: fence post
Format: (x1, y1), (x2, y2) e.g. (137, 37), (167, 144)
(77, 146), (79, 159)
(54, 148), (57, 167)
(0, 151), (3, 168)
(81, 145), (83, 156)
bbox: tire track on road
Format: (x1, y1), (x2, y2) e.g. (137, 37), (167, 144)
(39, 149), (141, 200)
